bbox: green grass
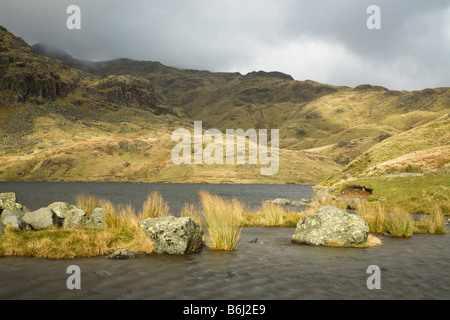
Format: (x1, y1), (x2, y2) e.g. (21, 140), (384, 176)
(337, 173), (450, 215)
(199, 191), (241, 251)
(0, 196), (155, 259)
(386, 208), (414, 238)
(258, 202), (285, 226)
(140, 191), (170, 218)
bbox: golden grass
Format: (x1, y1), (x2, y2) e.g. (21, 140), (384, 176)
(0, 196), (154, 259)
(199, 191), (241, 251)
(75, 193), (101, 217)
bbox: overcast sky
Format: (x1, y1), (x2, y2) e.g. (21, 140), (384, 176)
(1, 0), (449, 90)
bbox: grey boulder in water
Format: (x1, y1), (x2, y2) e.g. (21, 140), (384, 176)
(139, 216), (203, 255)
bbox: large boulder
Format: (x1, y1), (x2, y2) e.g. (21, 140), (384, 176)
(292, 206), (369, 246)
(0, 199), (23, 213)
(22, 207), (56, 231)
(139, 216), (203, 254)
(48, 202), (76, 219)
(0, 192), (16, 202)
(271, 198), (291, 205)
(0, 221), (4, 238)
(107, 249), (139, 260)
(0, 209), (28, 230)
(62, 208), (87, 228)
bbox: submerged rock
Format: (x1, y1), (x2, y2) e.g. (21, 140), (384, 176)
(0, 192), (16, 202)
(2, 215), (26, 230)
(292, 206), (369, 246)
(271, 198), (291, 205)
(22, 207), (56, 231)
(313, 187), (335, 202)
(95, 270), (113, 277)
(85, 207), (105, 228)
(0, 199), (23, 213)
(139, 216), (203, 254)
(290, 201), (309, 207)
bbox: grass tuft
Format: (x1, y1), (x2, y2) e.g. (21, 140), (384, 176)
(141, 191), (170, 218)
(199, 191), (241, 251)
(414, 205), (448, 235)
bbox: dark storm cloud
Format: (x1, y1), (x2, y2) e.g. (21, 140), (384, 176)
(0, 0), (449, 90)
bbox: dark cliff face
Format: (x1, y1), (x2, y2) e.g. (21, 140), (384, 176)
(0, 26), (81, 102)
(84, 75), (174, 115)
(0, 26), (174, 115)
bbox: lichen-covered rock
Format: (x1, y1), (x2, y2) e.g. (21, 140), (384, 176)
(0, 192), (16, 202)
(2, 215), (26, 230)
(85, 207), (105, 228)
(107, 249), (139, 260)
(0, 199), (23, 213)
(292, 206), (369, 246)
(62, 208), (87, 228)
(271, 198), (291, 205)
(22, 207), (56, 231)
(139, 216), (203, 254)
(313, 187), (335, 202)
(48, 202), (76, 219)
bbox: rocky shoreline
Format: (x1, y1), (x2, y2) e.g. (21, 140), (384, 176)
(0, 191), (377, 259)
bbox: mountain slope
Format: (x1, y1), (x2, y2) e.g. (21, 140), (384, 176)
(33, 42), (450, 167)
(0, 27), (342, 184)
(0, 28), (448, 185)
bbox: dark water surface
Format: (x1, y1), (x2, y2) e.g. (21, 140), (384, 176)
(0, 182), (314, 214)
(0, 183), (449, 300)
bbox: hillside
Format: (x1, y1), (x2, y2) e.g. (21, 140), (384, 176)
(0, 27), (341, 184)
(33, 42), (450, 167)
(0, 26), (448, 185)
(323, 116), (450, 185)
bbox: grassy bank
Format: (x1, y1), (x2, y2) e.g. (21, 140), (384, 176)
(2, 190), (447, 259)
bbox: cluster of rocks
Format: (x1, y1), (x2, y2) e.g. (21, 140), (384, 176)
(138, 216), (203, 255)
(0, 193), (105, 236)
(291, 206), (369, 246)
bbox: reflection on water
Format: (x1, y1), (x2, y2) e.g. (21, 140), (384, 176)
(0, 182), (314, 214)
